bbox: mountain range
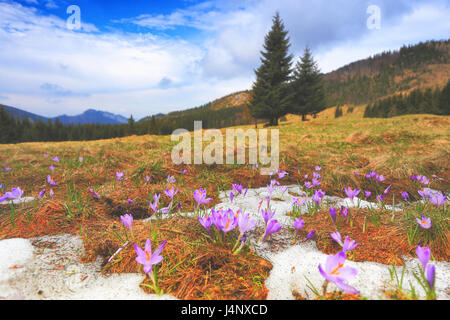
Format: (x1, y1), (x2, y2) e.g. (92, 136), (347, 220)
(1, 39), (448, 126)
(0, 105), (130, 125)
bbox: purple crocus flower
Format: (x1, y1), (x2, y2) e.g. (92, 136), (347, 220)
(134, 239), (167, 275)
(277, 169), (288, 179)
(354, 171), (359, 176)
(198, 215), (212, 232)
(52, 156), (59, 162)
(0, 187), (24, 202)
(318, 251), (359, 294)
(292, 196), (306, 207)
(410, 175), (416, 181)
(46, 175), (58, 186)
(430, 192), (446, 208)
(126, 199), (134, 204)
(218, 211), (238, 233)
(243, 186), (249, 197)
(167, 174), (176, 184)
(294, 217), (305, 232)
(120, 214), (133, 229)
(49, 189), (54, 199)
(3, 167), (12, 172)
(115, 171), (124, 181)
(88, 188), (100, 198)
(340, 206), (349, 219)
(232, 183), (243, 194)
(38, 189), (46, 199)
(237, 213), (257, 235)
(376, 174), (386, 182)
(312, 189), (325, 205)
(49, 165), (55, 171)
(416, 245), (431, 271)
(425, 264), (435, 290)
(149, 193), (160, 213)
(193, 188), (212, 206)
(416, 216), (432, 229)
(304, 181), (313, 189)
(229, 191), (234, 202)
(306, 230), (316, 240)
(263, 219), (282, 241)
(401, 192), (409, 201)
(383, 184), (392, 195)
(418, 189), (431, 200)
(330, 231), (342, 246)
(145, 176), (151, 183)
(315, 166), (322, 172)
(376, 194), (384, 202)
(78, 157), (84, 163)
(365, 171), (377, 180)
(312, 178), (321, 187)
(329, 207), (337, 224)
(344, 187), (360, 202)
(44, 153), (49, 158)
(365, 190), (372, 198)
(342, 236), (359, 252)
(261, 208), (275, 225)
(416, 175), (430, 185)
(164, 187), (179, 200)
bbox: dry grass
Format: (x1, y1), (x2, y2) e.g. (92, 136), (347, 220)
(0, 110), (448, 299)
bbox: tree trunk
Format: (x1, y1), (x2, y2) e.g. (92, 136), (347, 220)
(302, 113), (306, 121)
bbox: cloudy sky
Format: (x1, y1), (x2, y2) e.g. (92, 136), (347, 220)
(0, 0), (448, 119)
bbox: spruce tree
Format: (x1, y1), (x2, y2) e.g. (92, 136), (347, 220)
(250, 12), (293, 126)
(290, 46), (325, 120)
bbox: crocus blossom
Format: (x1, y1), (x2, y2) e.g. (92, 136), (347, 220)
(315, 166), (322, 172)
(167, 175), (176, 184)
(193, 188), (212, 206)
(134, 239), (167, 275)
(261, 208), (275, 225)
(401, 192), (409, 201)
(426, 264), (436, 290)
(145, 176), (151, 183)
(342, 236), (359, 252)
(318, 251), (359, 294)
(340, 206), (349, 219)
(365, 190), (372, 198)
(416, 215), (432, 229)
(49, 165), (55, 171)
(329, 207), (337, 224)
(38, 189), (46, 199)
(120, 214), (133, 229)
(306, 230), (316, 240)
(198, 215), (212, 232)
(294, 217), (305, 232)
(52, 156), (59, 162)
(237, 213), (257, 235)
(344, 187), (360, 202)
(115, 171), (124, 181)
(430, 192), (446, 208)
(164, 187), (179, 199)
(263, 220), (282, 241)
(88, 189), (100, 198)
(47, 175), (58, 186)
(416, 245), (431, 271)
(330, 231), (343, 246)
(0, 187), (24, 202)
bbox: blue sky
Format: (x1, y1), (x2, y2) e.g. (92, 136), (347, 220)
(0, 0), (449, 119)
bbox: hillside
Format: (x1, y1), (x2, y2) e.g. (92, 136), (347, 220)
(0, 104), (48, 123)
(147, 40), (449, 125)
(323, 40), (450, 106)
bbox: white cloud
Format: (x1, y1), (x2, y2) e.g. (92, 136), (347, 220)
(0, 0), (448, 119)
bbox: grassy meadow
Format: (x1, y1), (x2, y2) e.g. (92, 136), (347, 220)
(0, 106), (448, 300)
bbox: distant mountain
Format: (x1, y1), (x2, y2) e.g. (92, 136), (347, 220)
(0, 104), (48, 123)
(55, 109), (128, 125)
(0, 105), (129, 125)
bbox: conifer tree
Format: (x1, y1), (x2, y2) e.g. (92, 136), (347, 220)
(250, 12), (293, 126)
(290, 46), (325, 120)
